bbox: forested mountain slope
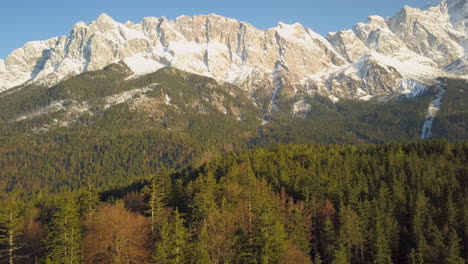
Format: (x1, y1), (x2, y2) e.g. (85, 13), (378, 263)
(0, 1), (466, 262)
(0, 65), (466, 193)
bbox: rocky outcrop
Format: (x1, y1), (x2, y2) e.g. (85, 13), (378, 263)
(387, 3), (464, 67)
(327, 30), (370, 63)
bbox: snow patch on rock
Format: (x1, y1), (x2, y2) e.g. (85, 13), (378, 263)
(293, 99), (311, 114)
(15, 100), (67, 122)
(400, 80), (428, 98)
(164, 94), (172, 105)
(104, 86), (155, 109)
(329, 94), (340, 103)
(15, 100), (91, 124)
(124, 54), (166, 75)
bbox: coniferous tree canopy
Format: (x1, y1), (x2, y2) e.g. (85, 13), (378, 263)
(0, 140), (465, 263)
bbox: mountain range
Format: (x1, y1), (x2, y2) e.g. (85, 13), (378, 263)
(0, 0), (467, 145)
(0, 3), (466, 263)
(0, 0), (467, 192)
(1, 0), (467, 104)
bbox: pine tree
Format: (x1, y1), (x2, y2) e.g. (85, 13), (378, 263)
(45, 194), (81, 264)
(333, 243), (349, 264)
(338, 205), (363, 262)
(322, 216), (337, 263)
(357, 199), (373, 262)
(252, 201), (286, 264)
(286, 206), (310, 254)
(443, 227), (464, 264)
(426, 219), (445, 262)
(189, 171), (217, 231)
(153, 219), (171, 263)
(0, 192), (25, 264)
(231, 229), (256, 264)
(188, 228), (210, 264)
(142, 173), (166, 236)
(411, 192), (430, 264)
(77, 175), (100, 216)
(441, 192), (464, 263)
(373, 184), (398, 264)
(153, 209), (189, 264)
(374, 218), (392, 264)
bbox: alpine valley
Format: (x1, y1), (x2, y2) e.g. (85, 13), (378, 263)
(0, 0), (467, 189)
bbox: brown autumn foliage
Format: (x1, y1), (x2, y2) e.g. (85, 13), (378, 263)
(83, 204), (151, 264)
(19, 216), (46, 263)
(205, 207), (238, 263)
(281, 242), (313, 264)
(321, 199), (336, 217)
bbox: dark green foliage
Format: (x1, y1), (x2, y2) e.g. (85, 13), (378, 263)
(153, 209), (190, 264)
(0, 67), (262, 193)
(188, 229), (211, 264)
(204, 140), (465, 263)
(0, 140), (466, 263)
(142, 171), (168, 236)
(0, 130), (196, 192)
(45, 194), (81, 263)
(433, 79), (468, 141)
(168, 140), (465, 263)
(255, 92), (433, 145)
(252, 199), (286, 264)
(0, 191), (26, 263)
(0, 66), (466, 195)
(337, 204), (364, 263)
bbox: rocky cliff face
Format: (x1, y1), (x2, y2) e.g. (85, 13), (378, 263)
(0, 0), (466, 107)
(387, 2), (465, 67)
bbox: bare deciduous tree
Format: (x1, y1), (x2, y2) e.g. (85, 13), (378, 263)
(83, 204), (151, 264)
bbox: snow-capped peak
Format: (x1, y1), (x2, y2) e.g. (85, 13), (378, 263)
(367, 15), (387, 26)
(274, 22), (307, 40)
(73, 21), (88, 29)
(95, 13), (117, 24)
(0, 4), (467, 102)
(387, 0), (465, 68)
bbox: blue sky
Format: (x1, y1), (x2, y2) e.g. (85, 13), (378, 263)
(1, 0), (435, 59)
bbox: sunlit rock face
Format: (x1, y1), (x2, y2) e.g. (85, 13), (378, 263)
(1, 0), (466, 102)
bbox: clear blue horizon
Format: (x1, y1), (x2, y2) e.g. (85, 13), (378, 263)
(1, 0), (435, 59)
